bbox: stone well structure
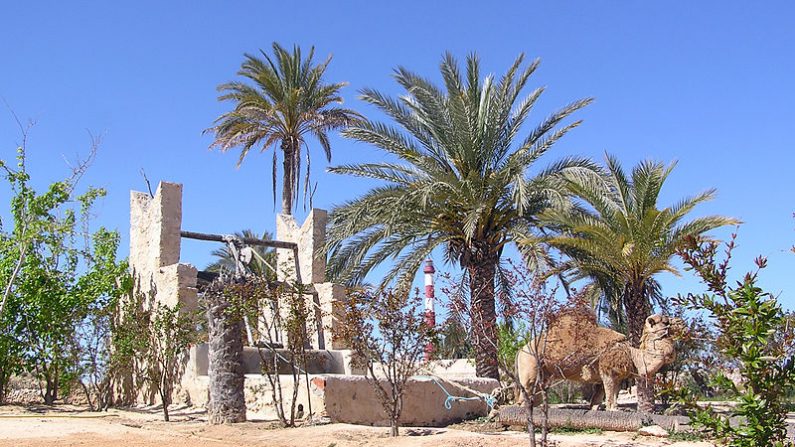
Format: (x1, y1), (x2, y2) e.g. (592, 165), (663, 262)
(129, 181), (498, 425)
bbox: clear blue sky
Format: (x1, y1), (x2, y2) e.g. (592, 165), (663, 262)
(1, 1), (793, 308)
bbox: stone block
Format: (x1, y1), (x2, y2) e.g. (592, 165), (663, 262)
(312, 375), (499, 427)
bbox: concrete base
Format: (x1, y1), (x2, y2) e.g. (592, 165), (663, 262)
(312, 375), (499, 427)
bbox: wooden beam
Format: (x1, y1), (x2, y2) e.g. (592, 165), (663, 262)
(180, 230), (297, 250)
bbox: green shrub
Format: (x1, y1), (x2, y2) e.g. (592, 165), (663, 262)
(675, 235), (795, 447)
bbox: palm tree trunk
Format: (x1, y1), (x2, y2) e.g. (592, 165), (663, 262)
(466, 250), (500, 380)
(207, 282), (247, 424)
(281, 140), (294, 215)
(623, 283), (654, 413)
(498, 406), (691, 432)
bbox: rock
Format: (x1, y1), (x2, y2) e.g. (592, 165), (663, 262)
(638, 425), (669, 437)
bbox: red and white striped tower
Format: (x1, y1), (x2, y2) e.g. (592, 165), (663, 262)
(423, 259), (436, 360)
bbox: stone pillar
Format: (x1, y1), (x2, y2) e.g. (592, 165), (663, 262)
(275, 210), (328, 285)
(314, 283), (349, 350)
(272, 210), (353, 351)
(129, 181), (197, 310)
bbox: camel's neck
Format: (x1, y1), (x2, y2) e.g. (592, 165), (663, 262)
(630, 338), (675, 376)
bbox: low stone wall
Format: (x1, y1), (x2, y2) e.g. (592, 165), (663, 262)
(312, 375), (500, 427)
(191, 344), (345, 375)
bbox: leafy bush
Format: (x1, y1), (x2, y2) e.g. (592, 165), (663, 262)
(674, 235), (795, 446)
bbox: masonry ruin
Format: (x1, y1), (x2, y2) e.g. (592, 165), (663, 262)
(129, 181), (498, 425)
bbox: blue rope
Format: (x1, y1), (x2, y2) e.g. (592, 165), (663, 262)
(426, 377), (496, 411)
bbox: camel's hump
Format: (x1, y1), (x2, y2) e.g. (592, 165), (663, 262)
(544, 310), (627, 359)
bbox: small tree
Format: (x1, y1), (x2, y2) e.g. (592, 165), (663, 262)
(0, 130), (131, 406)
(341, 288), (433, 437)
(73, 229), (129, 411)
(110, 282), (152, 407)
(675, 234), (795, 446)
(250, 276), (314, 428)
(653, 306), (735, 408)
(145, 302), (197, 422)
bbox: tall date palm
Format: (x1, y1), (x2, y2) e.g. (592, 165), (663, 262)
(536, 155), (738, 410)
(327, 52), (595, 379)
(207, 43), (359, 215)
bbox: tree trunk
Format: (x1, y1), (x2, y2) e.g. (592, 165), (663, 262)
(161, 390), (170, 422)
(0, 368), (7, 404)
(498, 406), (691, 432)
(466, 250), (499, 380)
(623, 282), (654, 413)
(206, 282), (247, 424)
(281, 141), (294, 216)
(44, 374), (57, 405)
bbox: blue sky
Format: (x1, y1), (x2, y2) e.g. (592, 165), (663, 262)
(1, 1), (793, 309)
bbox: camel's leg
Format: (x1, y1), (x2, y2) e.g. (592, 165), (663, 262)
(587, 383), (604, 410)
(601, 373), (619, 411)
(515, 346), (538, 405)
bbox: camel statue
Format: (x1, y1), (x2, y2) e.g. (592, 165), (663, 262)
(515, 308), (681, 411)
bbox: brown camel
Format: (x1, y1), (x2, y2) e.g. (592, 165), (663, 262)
(515, 308), (681, 411)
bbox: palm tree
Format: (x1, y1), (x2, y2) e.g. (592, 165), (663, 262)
(206, 43), (359, 215)
(326, 52), (595, 379)
(536, 155), (738, 411)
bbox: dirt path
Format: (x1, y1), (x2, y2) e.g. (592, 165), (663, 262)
(0, 405), (714, 447)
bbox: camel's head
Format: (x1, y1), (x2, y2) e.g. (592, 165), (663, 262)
(644, 314), (669, 332)
(638, 314), (683, 371)
(642, 314), (685, 341)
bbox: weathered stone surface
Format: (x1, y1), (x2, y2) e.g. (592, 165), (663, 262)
(316, 375), (500, 427)
(192, 344), (349, 376)
(276, 210), (327, 285)
(314, 282), (348, 350)
(272, 210), (349, 351)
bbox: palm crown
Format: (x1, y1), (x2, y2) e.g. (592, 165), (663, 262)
(207, 43), (359, 215)
(328, 53), (595, 284)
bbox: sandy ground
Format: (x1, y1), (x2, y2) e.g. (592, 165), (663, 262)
(0, 405), (715, 447)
